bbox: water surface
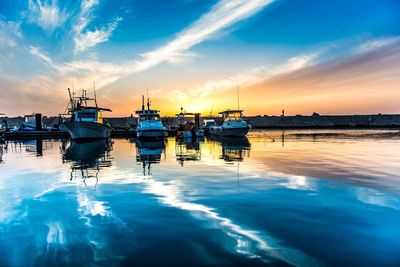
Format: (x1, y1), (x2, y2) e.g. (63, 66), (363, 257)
(1, 130), (400, 266)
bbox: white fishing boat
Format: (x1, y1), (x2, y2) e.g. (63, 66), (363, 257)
(63, 89), (112, 141)
(135, 96), (166, 139)
(209, 110), (251, 137)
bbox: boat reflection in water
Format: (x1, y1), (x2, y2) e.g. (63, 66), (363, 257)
(134, 139), (165, 177)
(0, 142), (4, 164)
(6, 139), (49, 157)
(61, 139), (113, 185)
(175, 137), (202, 166)
(209, 136), (251, 162)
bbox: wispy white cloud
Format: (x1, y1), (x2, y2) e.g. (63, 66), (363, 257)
(30, 0), (276, 88)
(0, 18), (22, 48)
(74, 0), (99, 34)
(188, 53), (319, 99)
(74, 17), (122, 54)
(28, 0), (69, 33)
(137, 0), (274, 71)
(184, 36), (400, 100)
(29, 46), (53, 66)
(72, 0), (121, 54)
(357, 36), (400, 54)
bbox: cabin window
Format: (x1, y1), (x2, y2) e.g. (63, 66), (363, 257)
(140, 115), (160, 121)
(149, 115), (160, 121)
(78, 112), (96, 119)
(225, 112), (242, 121)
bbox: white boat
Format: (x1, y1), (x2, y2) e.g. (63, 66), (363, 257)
(201, 119), (217, 135)
(135, 96), (166, 139)
(63, 89), (112, 141)
(209, 110), (251, 137)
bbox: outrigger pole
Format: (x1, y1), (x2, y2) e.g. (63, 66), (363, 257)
(67, 88), (75, 110)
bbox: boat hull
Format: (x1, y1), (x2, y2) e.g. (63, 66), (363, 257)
(64, 122), (112, 140)
(209, 126), (250, 137)
(136, 129), (166, 139)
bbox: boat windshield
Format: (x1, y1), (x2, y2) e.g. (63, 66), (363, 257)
(224, 112), (242, 121)
(77, 112), (96, 119)
(140, 115), (160, 121)
(74, 110), (99, 122)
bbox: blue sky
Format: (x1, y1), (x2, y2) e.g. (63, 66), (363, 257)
(0, 0), (399, 116)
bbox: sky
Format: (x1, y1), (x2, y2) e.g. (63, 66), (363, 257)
(0, 0), (399, 117)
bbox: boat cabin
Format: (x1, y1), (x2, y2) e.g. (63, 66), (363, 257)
(203, 120), (216, 127)
(136, 109), (161, 121)
(176, 108), (201, 128)
(219, 110), (244, 121)
(73, 108), (105, 124)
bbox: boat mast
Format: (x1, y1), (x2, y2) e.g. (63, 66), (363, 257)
(93, 81), (98, 108)
(141, 95), (145, 111)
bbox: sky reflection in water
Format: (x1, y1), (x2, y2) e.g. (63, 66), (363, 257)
(0, 130), (400, 266)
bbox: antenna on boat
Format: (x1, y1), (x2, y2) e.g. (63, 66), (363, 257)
(93, 81), (98, 107)
(210, 104), (214, 117)
(83, 89), (88, 107)
(142, 95), (145, 111)
(146, 89), (150, 110)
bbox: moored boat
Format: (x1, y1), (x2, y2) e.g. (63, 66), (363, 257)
(209, 110), (251, 137)
(63, 89), (112, 141)
(135, 96), (166, 139)
(201, 119), (217, 135)
(176, 108), (204, 138)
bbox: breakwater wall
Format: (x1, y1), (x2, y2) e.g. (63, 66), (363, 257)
(245, 114), (400, 128)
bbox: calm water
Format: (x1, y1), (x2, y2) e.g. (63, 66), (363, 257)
(1, 130), (400, 266)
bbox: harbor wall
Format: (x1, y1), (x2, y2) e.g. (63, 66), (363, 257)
(244, 114), (400, 128)
(2, 114), (400, 129)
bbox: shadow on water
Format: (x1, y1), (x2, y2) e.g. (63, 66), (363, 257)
(2, 139), (50, 158)
(61, 139), (113, 186)
(0, 142), (4, 164)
